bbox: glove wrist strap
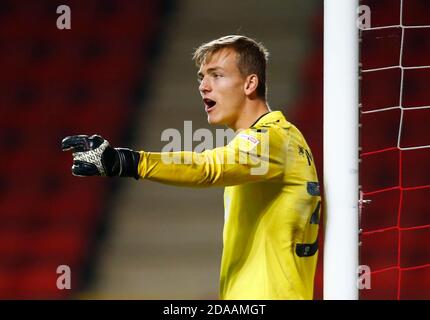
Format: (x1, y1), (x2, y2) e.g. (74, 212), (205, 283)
(116, 148), (140, 180)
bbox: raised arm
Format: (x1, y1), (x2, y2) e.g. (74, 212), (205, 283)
(62, 128), (286, 187)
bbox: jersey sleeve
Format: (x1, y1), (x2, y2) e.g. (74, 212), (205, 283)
(137, 128), (287, 187)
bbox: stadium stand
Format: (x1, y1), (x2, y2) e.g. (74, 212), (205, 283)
(0, 0), (169, 298)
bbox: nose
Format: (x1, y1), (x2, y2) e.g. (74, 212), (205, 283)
(199, 77), (211, 94)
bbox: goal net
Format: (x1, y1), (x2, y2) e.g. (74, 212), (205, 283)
(359, 0), (430, 299)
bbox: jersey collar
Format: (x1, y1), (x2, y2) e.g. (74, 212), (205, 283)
(250, 110), (286, 127)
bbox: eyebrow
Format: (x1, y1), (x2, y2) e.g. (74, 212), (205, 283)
(197, 67), (224, 79)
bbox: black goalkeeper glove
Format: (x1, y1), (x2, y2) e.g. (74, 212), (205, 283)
(61, 134), (140, 179)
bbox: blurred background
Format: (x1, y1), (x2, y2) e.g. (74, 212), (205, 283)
(0, 0), (427, 300)
(0, 0), (323, 299)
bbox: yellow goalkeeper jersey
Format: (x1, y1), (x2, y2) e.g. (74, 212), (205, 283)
(137, 111), (321, 300)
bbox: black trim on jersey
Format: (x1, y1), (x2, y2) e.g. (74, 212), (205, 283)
(249, 111), (272, 128)
(295, 239), (318, 257)
(310, 201), (321, 225)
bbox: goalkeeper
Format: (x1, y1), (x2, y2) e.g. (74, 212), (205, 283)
(62, 35), (321, 300)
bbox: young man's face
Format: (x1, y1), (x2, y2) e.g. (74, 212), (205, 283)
(197, 48), (247, 128)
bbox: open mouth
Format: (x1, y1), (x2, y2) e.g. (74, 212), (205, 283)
(203, 98), (216, 111)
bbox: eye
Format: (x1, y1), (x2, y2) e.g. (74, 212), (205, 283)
(197, 72), (204, 83)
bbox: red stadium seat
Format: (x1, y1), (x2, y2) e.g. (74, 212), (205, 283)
(1, 0), (163, 298)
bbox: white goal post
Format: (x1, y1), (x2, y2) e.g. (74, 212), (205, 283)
(323, 0), (359, 300)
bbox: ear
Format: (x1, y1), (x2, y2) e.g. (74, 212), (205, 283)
(244, 74), (259, 97)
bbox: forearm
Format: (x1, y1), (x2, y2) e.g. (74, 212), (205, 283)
(138, 150), (225, 187)
(138, 147), (282, 187)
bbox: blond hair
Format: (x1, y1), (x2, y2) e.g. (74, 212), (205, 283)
(193, 35), (269, 99)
